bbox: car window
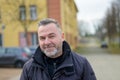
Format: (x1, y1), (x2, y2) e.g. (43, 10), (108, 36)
(23, 47), (31, 54)
(30, 48), (36, 51)
(0, 48), (5, 54)
(6, 48), (20, 54)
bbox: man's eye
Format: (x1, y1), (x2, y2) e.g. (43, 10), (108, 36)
(39, 37), (45, 40)
(49, 35), (55, 38)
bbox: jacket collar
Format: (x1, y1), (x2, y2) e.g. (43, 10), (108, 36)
(33, 41), (75, 75)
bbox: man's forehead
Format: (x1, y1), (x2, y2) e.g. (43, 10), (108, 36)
(38, 28), (56, 36)
(38, 24), (59, 33)
(41, 33), (55, 37)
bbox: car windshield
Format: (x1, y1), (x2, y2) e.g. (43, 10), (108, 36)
(24, 47), (31, 54)
(0, 48), (5, 54)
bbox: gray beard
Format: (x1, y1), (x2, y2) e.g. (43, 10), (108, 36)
(43, 48), (58, 58)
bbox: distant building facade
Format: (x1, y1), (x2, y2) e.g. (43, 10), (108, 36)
(0, 0), (78, 49)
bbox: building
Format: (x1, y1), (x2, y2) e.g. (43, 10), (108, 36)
(0, 0), (78, 49)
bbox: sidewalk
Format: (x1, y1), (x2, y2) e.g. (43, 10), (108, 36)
(83, 53), (120, 80)
(9, 75), (20, 80)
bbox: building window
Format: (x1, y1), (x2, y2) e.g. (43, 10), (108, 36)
(19, 5), (26, 21)
(31, 32), (38, 46)
(19, 32), (27, 47)
(19, 32), (38, 46)
(30, 5), (37, 20)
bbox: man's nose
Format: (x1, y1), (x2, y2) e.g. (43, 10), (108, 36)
(44, 38), (50, 44)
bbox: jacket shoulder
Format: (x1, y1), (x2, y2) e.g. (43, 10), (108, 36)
(71, 51), (91, 69)
(71, 51), (87, 63)
(23, 58), (34, 71)
(71, 52), (97, 80)
(20, 58), (34, 80)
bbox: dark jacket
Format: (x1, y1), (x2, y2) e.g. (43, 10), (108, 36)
(20, 41), (96, 80)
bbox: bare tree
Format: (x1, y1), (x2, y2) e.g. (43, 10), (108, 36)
(1, 0), (37, 46)
(114, 0), (120, 47)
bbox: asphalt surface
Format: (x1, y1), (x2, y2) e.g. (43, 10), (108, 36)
(0, 68), (21, 80)
(9, 76), (20, 80)
(81, 47), (120, 80)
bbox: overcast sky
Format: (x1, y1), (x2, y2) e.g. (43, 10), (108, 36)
(74, 0), (114, 34)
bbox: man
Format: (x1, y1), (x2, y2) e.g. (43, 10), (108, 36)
(20, 18), (96, 80)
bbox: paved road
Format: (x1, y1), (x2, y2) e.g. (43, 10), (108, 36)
(79, 37), (120, 80)
(80, 47), (120, 80)
(9, 75), (20, 80)
(0, 68), (21, 80)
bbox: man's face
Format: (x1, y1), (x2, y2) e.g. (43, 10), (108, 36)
(38, 23), (64, 58)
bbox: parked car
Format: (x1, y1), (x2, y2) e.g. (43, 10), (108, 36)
(0, 47), (32, 68)
(29, 46), (37, 54)
(101, 41), (108, 48)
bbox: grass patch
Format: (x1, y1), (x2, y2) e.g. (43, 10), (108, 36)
(108, 47), (120, 54)
(74, 46), (84, 53)
(108, 44), (120, 54)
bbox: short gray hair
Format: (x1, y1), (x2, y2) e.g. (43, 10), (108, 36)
(38, 18), (62, 32)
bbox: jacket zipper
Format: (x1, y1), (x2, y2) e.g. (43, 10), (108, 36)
(53, 63), (56, 72)
(52, 63), (57, 80)
(53, 63), (65, 80)
(44, 68), (51, 80)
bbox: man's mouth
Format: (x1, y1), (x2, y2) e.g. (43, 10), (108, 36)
(45, 47), (55, 51)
